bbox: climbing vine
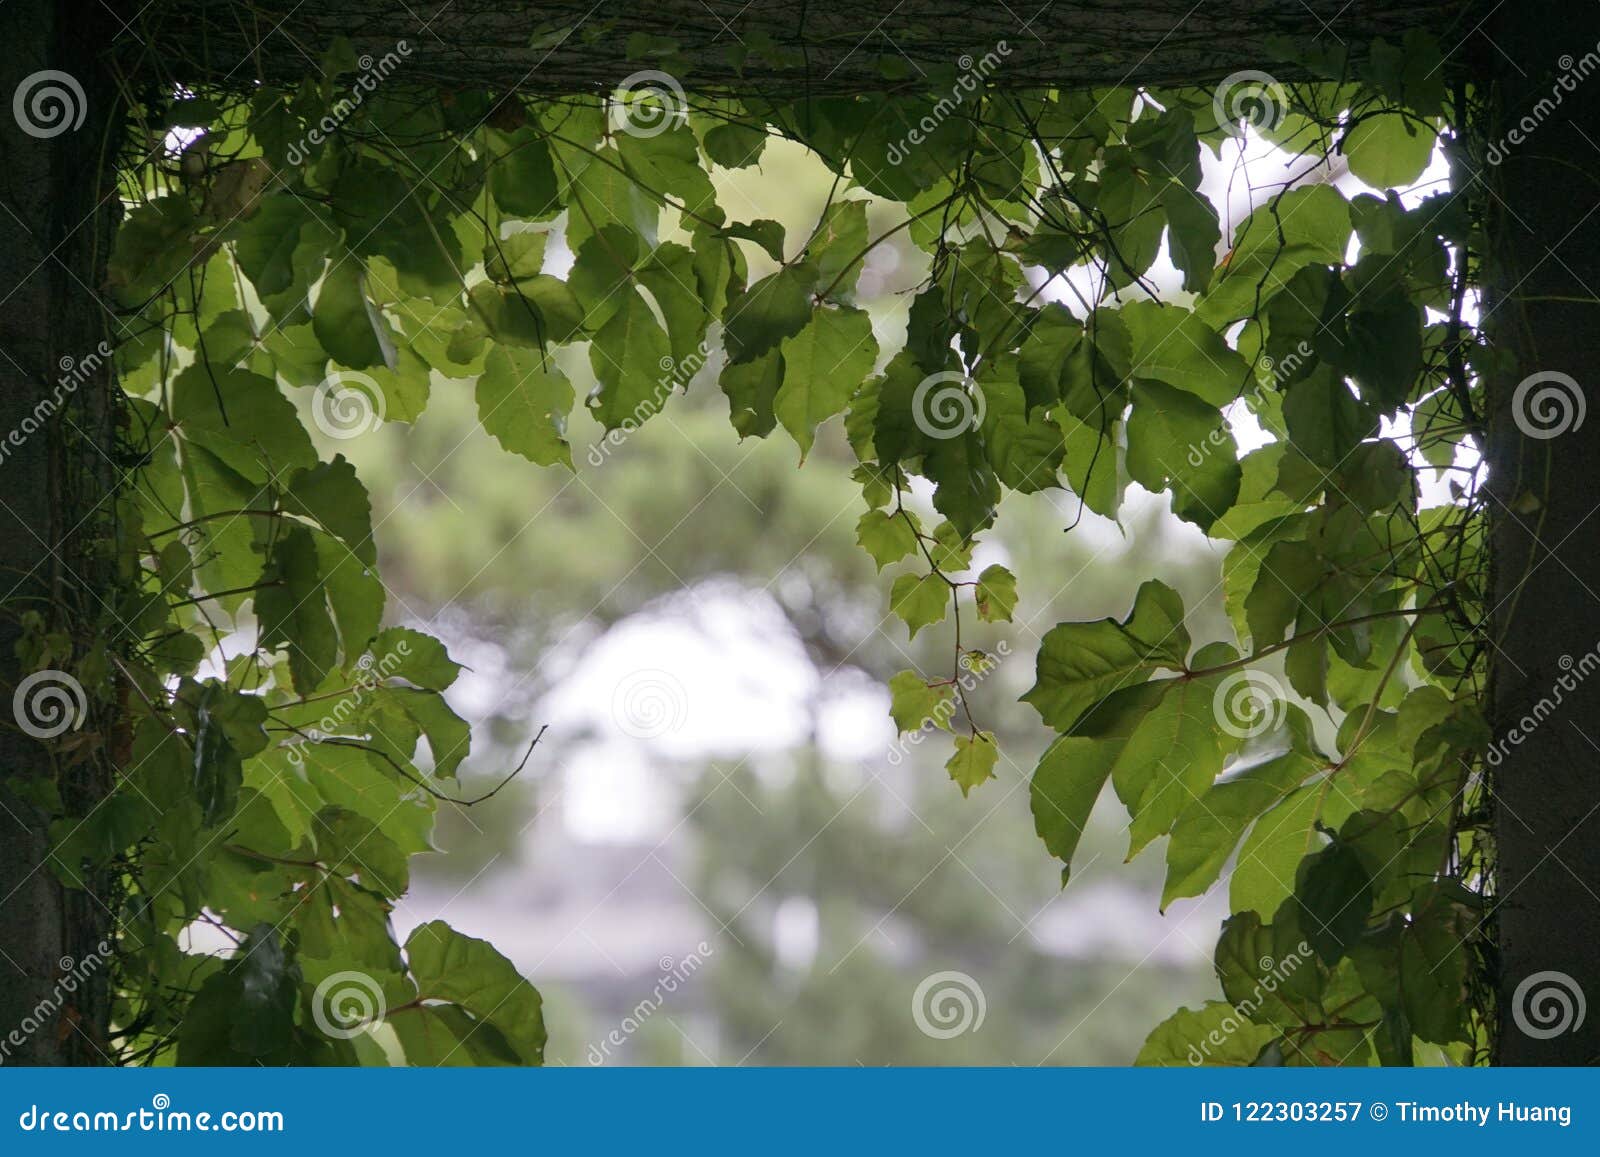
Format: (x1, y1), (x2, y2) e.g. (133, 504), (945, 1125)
(26, 25), (1493, 1064)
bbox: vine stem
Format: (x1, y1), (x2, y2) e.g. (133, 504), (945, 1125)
(1179, 606), (1428, 680)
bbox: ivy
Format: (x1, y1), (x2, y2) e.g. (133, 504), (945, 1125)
(33, 27), (1489, 1066)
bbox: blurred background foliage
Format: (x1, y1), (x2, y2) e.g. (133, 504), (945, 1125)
(322, 137), (1229, 1065)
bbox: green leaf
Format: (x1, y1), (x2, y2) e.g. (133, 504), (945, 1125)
(1056, 410), (1121, 520)
(1162, 184), (1221, 294)
(703, 120), (767, 169)
(1136, 1001), (1278, 1066)
(1023, 580), (1190, 732)
(177, 924), (301, 1064)
(1125, 380), (1242, 531)
(1399, 888), (1471, 1044)
(106, 196), (199, 306)
(1244, 540), (1321, 648)
(1201, 185), (1352, 326)
(978, 363), (1065, 493)
(483, 231), (549, 284)
(391, 687), (472, 779)
(716, 219), (786, 263)
(889, 572), (948, 638)
(975, 564), (1018, 622)
(721, 349), (783, 438)
(888, 670), (954, 734)
(282, 456), (375, 565)
(314, 531), (384, 666)
(1281, 364), (1378, 468)
(192, 683), (245, 827)
(313, 259), (387, 370)
(403, 921), (546, 1064)
(256, 526), (338, 694)
(946, 732), (999, 796)
(1121, 300), (1250, 407)
(923, 429), (1002, 539)
(391, 1003), (524, 1066)
(1213, 910), (1324, 1026)
(489, 130), (561, 219)
(1030, 734), (1117, 885)
(477, 345), (575, 467)
(1343, 112), (1436, 189)
(856, 508), (919, 571)
(808, 200), (869, 298)
(1163, 709), (1326, 908)
(371, 626), (462, 691)
(171, 364), (317, 484)
(1231, 781), (1327, 919)
(1295, 835), (1373, 965)
(588, 288), (673, 431)
(723, 263), (816, 365)
(637, 242), (713, 363)
(773, 305), (878, 458)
